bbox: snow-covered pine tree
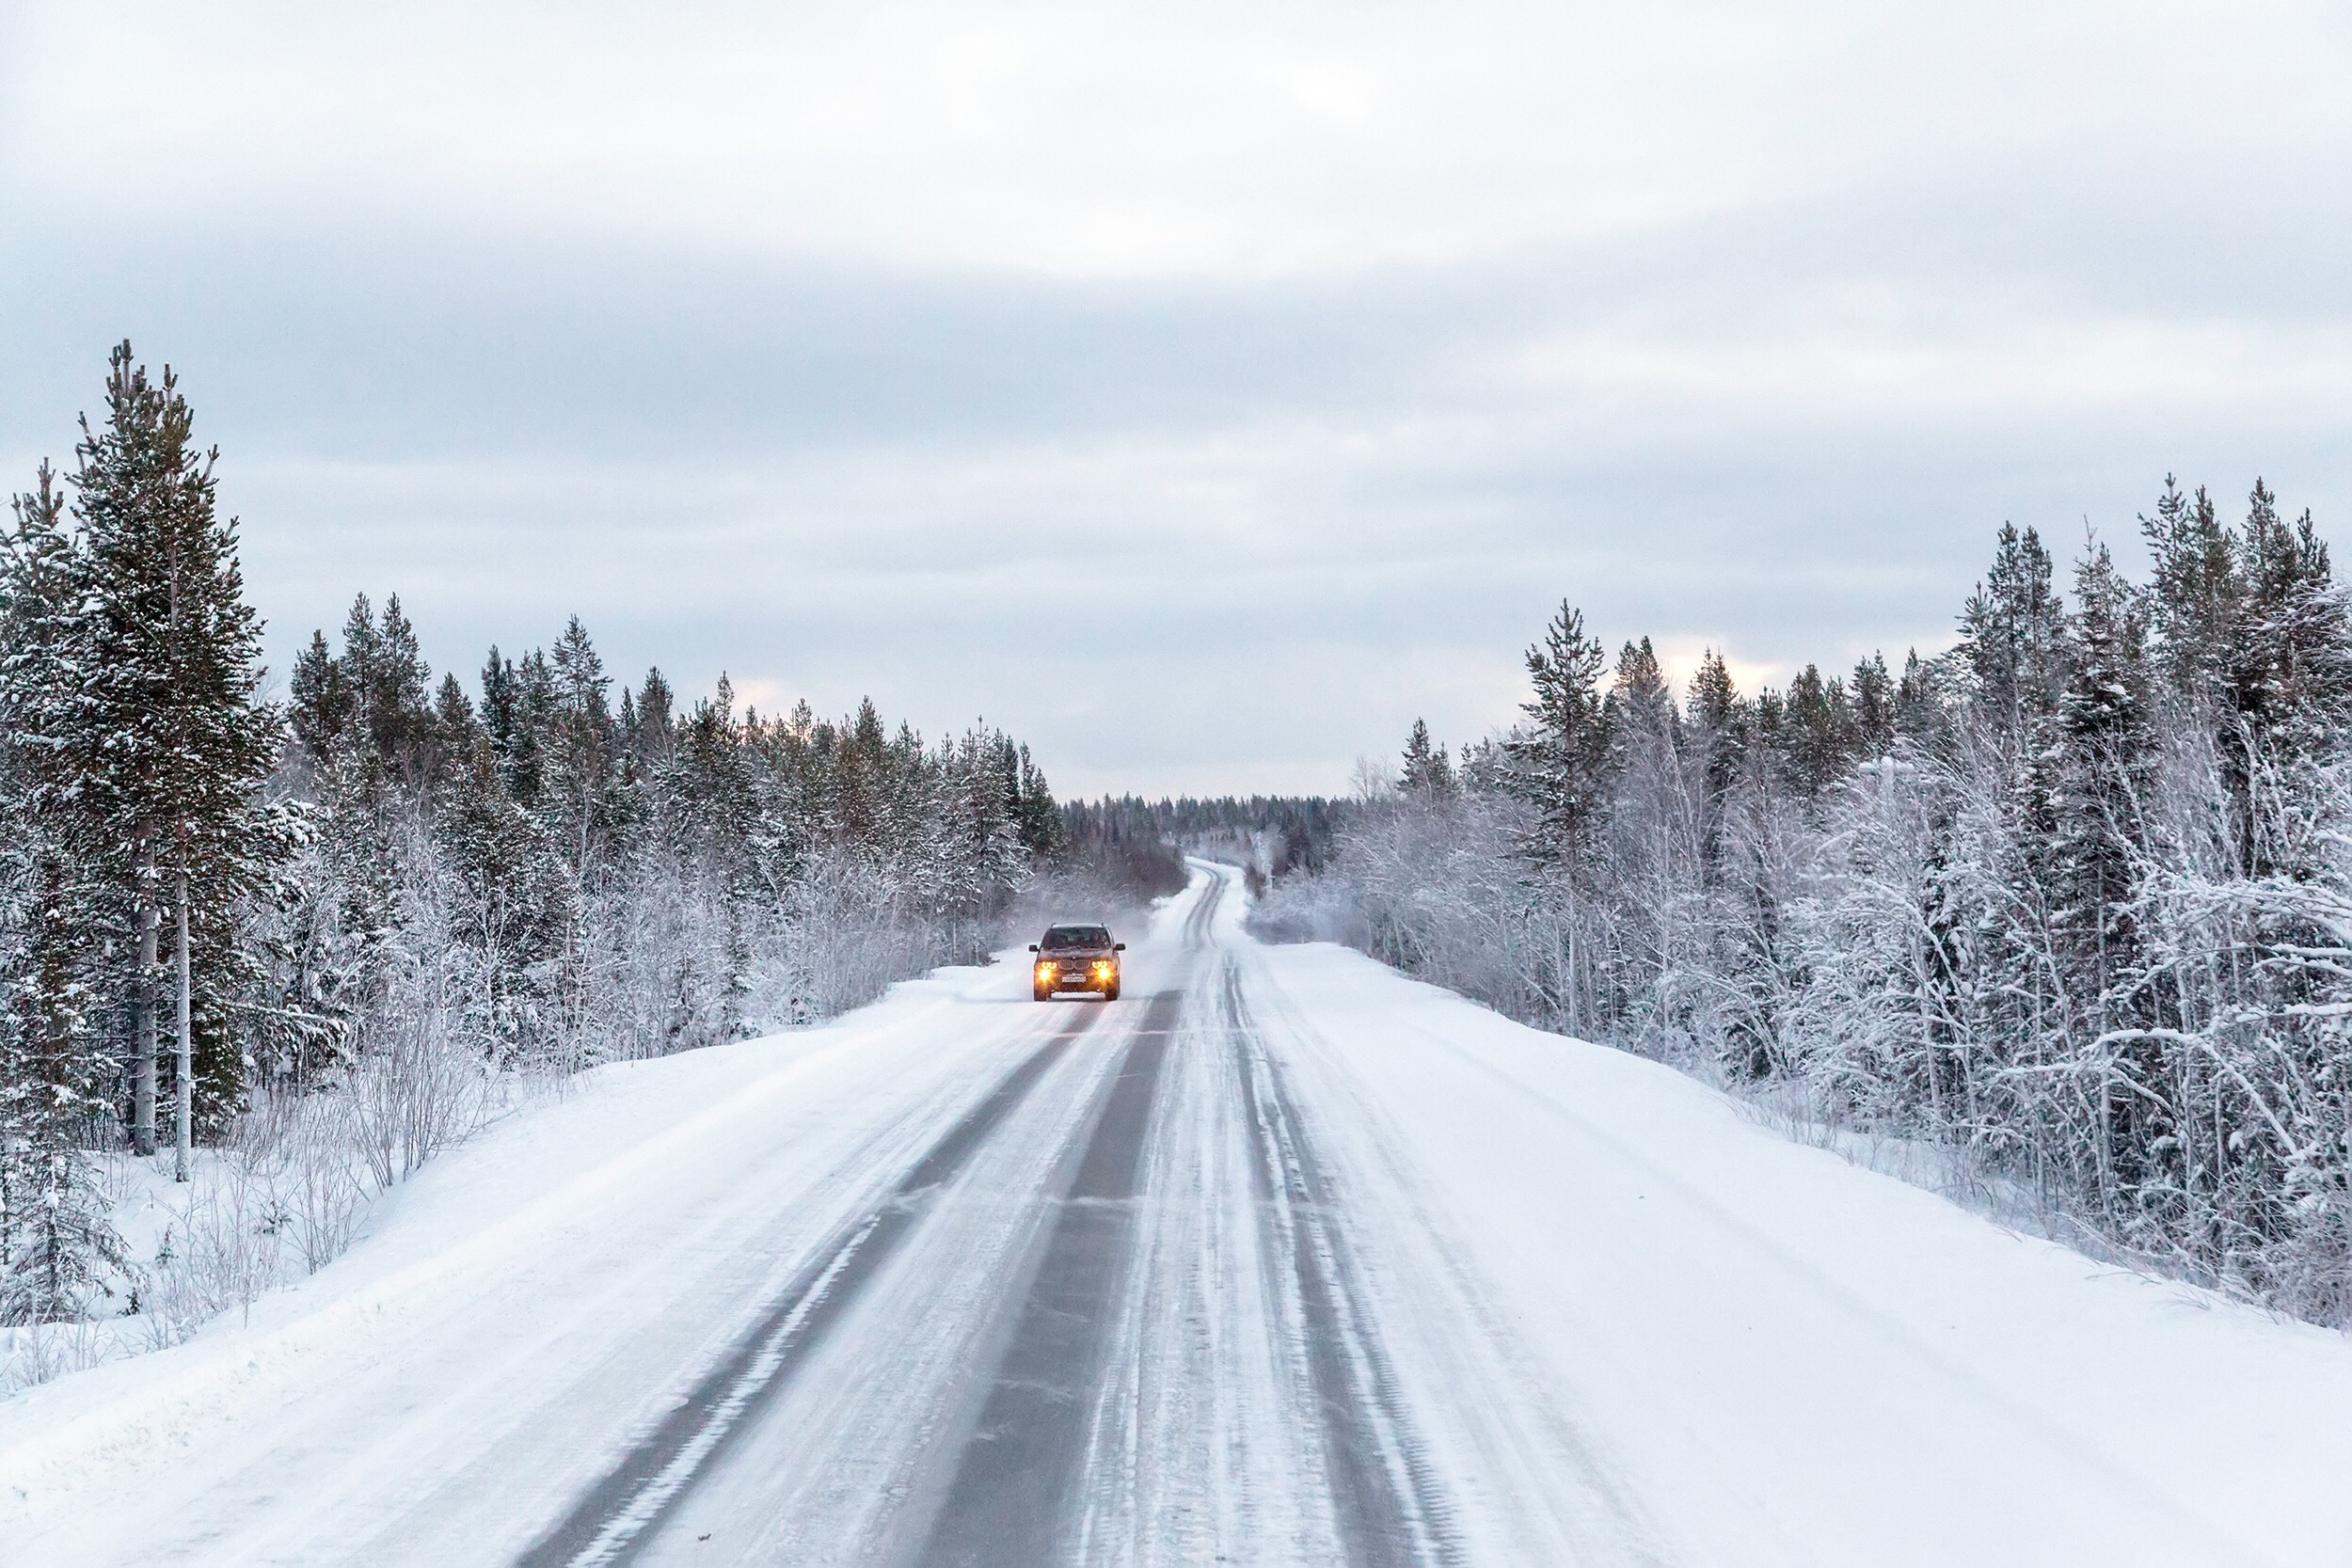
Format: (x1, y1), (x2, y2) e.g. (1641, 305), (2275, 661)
(1850, 653), (1896, 759)
(300, 593), (438, 788)
(437, 737), (572, 1062)
(662, 677), (757, 1037)
(0, 461), (128, 1320)
(1505, 602), (1613, 865)
(2042, 539), (2161, 1211)
(2051, 543), (2152, 989)
(480, 645), (559, 812)
(360, 594), (436, 785)
(1600, 640), (1702, 1043)
(1399, 718), (1456, 798)
(71, 345), (278, 1168)
(65, 356), (168, 1157)
(0, 850), (128, 1322)
(1008, 740), (1063, 858)
(275, 594), (461, 1093)
(2229, 481), (2352, 874)
(1686, 649), (1746, 880)
(1781, 663), (1860, 800)
(432, 672), (484, 784)
(87, 347), (278, 1174)
(1957, 522), (2068, 751)
(289, 627), (351, 765)
(1891, 649), (1948, 749)
(2141, 479), (2240, 713)
(1497, 605), (1622, 1031)
(544, 616), (623, 889)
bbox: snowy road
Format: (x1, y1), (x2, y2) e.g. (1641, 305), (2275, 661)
(7, 863), (2352, 1566)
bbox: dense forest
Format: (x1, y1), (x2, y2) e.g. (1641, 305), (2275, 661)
(0, 347), (1097, 1330)
(1260, 484), (2352, 1324)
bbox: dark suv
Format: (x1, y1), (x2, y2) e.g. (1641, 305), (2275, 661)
(1030, 925), (1125, 1001)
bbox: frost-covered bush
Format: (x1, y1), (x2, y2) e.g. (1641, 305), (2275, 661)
(3, 346), (1086, 1365)
(1263, 488), (2352, 1326)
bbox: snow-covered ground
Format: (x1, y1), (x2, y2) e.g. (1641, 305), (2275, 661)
(4, 863), (2349, 1566)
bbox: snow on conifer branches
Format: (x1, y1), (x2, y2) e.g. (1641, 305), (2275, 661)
(2, 344), (282, 1322)
(1259, 481), (2352, 1327)
(0, 345), (1078, 1338)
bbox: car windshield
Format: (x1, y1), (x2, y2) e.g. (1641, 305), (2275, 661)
(1041, 926), (1111, 950)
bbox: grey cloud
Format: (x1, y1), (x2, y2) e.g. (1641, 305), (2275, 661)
(3, 222), (1483, 459)
(6, 144), (2351, 795)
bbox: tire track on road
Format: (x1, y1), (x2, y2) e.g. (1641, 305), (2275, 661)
(1179, 860), (1225, 950)
(911, 985), (1184, 1567)
(517, 1002), (1110, 1568)
(1236, 956), (1676, 1565)
(1223, 956), (1463, 1568)
(903, 863), (1224, 1564)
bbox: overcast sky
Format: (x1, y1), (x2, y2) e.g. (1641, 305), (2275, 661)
(5, 2), (2351, 795)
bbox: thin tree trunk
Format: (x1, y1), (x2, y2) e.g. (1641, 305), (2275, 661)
(133, 876), (158, 1157)
(174, 852), (193, 1184)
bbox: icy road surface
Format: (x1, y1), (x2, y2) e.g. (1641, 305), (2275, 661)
(7, 864), (2352, 1566)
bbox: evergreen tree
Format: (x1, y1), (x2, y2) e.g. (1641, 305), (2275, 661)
(1891, 648), (1947, 748)
(289, 628), (349, 762)
(1956, 522), (2068, 743)
(437, 740), (572, 1059)
(0, 462), (127, 1319)
(1605, 639), (1676, 739)
(0, 852), (127, 1322)
(346, 593), (435, 784)
(630, 669), (676, 760)
(433, 672), (484, 777)
(1781, 663), (1859, 798)
(2038, 540), (2160, 1198)
(2233, 480), (2351, 775)
(543, 616), (620, 883)
(480, 645), (556, 810)
(1399, 718), (1457, 798)
(2141, 478), (2239, 706)
(1505, 602), (1613, 864)
(1686, 649), (1746, 877)
(1009, 743), (1062, 855)
(1850, 653), (1895, 756)
(71, 344), (280, 1168)
(2051, 542), (2153, 1006)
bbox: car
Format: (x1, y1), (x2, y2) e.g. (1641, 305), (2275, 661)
(1029, 924), (1125, 1001)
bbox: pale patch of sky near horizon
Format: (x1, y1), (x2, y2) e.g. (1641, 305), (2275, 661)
(4, 2), (2352, 795)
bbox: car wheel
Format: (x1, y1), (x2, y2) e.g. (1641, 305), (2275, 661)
(1034, 987), (1052, 1002)
(1104, 982), (1120, 1002)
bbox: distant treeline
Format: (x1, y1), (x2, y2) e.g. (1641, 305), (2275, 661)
(1064, 794), (1344, 883)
